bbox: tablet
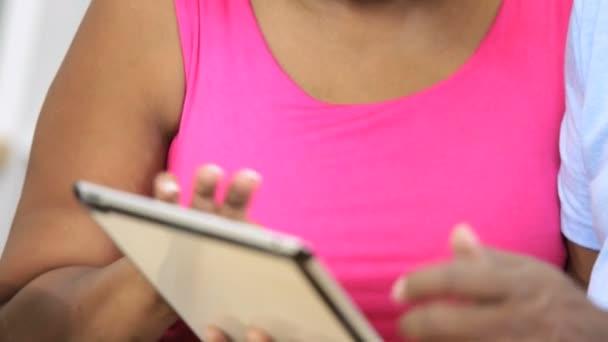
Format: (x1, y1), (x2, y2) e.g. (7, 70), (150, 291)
(74, 181), (381, 342)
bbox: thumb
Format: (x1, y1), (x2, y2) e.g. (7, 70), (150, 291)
(450, 223), (483, 259)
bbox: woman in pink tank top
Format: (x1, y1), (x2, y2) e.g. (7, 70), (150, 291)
(2, 0), (592, 341)
(162, 0), (574, 340)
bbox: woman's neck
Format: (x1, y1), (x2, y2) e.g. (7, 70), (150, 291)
(290, 0), (500, 34)
(296, 0), (468, 19)
(284, 0), (501, 47)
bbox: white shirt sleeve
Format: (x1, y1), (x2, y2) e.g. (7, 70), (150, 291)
(558, 1), (602, 250)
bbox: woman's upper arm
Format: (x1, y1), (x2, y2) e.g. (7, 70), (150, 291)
(0, 0), (185, 301)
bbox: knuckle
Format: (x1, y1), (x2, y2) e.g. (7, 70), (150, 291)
(441, 263), (462, 293)
(194, 178), (216, 197)
(225, 188), (249, 208)
(191, 196), (215, 211)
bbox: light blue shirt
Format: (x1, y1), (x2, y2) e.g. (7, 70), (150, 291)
(560, 0), (608, 310)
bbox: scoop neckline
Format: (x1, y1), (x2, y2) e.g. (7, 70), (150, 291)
(245, 0), (506, 109)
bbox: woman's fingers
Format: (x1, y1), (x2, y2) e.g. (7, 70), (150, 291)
(191, 164), (224, 212)
(219, 169), (262, 221)
(205, 326), (232, 342)
(399, 303), (506, 341)
(204, 326), (273, 342)
(450, 224), (483, 259)
(190, 166), (261, 220)
(392, 259), (509, 304)
(246, 327), (274, 342)
(155, 167), (261, 221)
(154, 172), (180, 203)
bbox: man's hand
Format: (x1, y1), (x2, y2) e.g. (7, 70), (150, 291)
(393, 225), (608, 342)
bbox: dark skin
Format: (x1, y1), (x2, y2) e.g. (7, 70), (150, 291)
(0, 0), (599, 341)
(567, 240), (598, 287)
(393, 226), (608, 342)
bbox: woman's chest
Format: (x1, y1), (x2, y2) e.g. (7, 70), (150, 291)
(169, 74), (566, 265)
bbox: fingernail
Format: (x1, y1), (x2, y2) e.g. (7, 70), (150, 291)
(391, 276), (408, 303)
(240, 169), (262, 182)
(246, 329), (259, 342)
(205, 327), (226, 342)
(204, 328), (216, 340)
(452, 223), (484, 258)
(204, 164), (224, 176)
(160, 180), (180, 194)
(454, 223), (479, 246)
(246, 328), (268, 342)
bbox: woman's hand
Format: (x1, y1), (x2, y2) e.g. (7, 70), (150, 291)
(392, 225), (608, 342)
(205, 326), (273, 342)
(154, 165), (261, 221)
(155, 164), (272, 341)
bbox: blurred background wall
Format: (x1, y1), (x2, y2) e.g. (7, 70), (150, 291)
(0, 1), (90, 252)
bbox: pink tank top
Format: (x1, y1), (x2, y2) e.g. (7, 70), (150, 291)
(166, 0), (572, 340)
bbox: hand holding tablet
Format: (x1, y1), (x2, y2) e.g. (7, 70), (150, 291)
(75, 168), (380, 341)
